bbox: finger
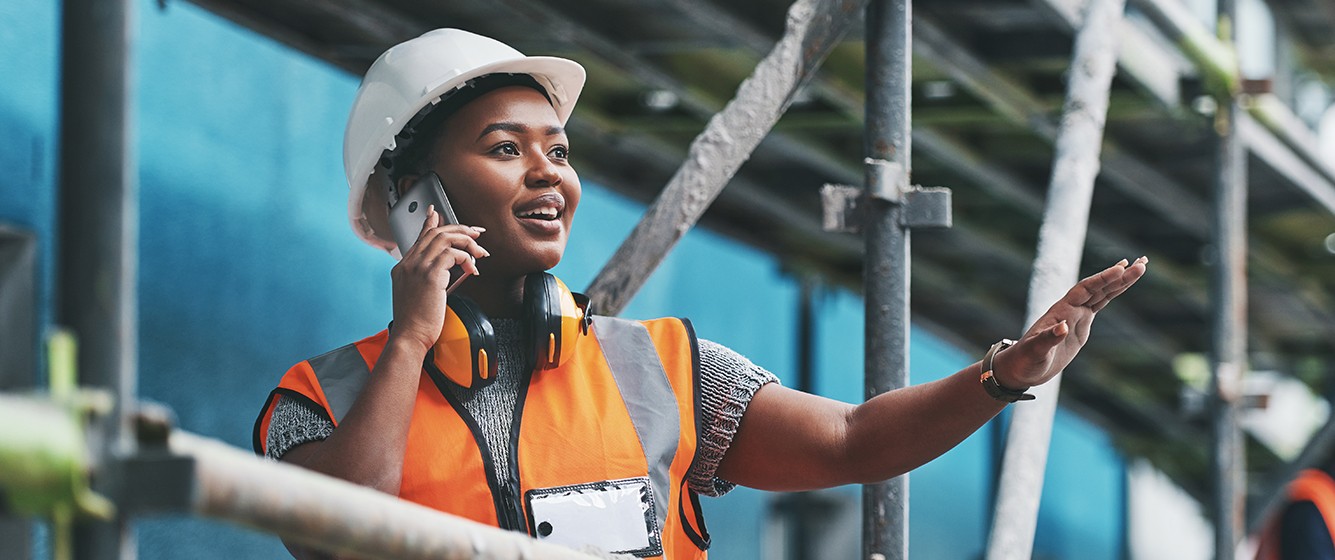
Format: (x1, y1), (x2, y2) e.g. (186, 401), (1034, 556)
(423, 223), (484, 242)
(403, 206), (444, 261)
(419, 205), (440, 238)
(1073, 259), (1133, 306)
(416, 230), (478, 263)
(1091, 257), (1148, 311)
(415, 229), (477, 269)
(419, 228), (490, 262)
(1091, 257), (1147, 308)
(449, 248), (480, 277)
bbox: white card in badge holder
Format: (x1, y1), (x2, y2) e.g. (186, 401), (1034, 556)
(526, 477), (661, 556)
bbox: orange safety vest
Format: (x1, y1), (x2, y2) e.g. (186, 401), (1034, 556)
(1256, 469), (1335, 560)
(253, 316), (710, 559)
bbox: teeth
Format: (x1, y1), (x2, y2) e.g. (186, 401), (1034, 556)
(520, 208), (559, 220)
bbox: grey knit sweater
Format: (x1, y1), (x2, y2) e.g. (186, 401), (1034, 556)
(265, 319), (777, 496)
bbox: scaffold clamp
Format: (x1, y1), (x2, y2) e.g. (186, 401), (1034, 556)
(821, 183), (952, 233)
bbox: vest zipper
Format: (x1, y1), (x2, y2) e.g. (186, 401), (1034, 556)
(502, 365), (536, 533)
(424, 356), (534, 534)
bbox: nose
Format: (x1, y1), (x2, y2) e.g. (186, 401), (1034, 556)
(525, 153), (562, 189)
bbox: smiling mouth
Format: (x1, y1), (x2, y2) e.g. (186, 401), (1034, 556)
(514, 193), (566, 223)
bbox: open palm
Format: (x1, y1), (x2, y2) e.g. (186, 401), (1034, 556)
(996, 257), (1149, 388)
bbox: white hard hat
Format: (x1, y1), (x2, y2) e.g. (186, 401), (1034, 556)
(343, 28), (586, 255)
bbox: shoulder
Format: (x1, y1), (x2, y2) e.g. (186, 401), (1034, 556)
(289, 329), (391, 370)
(590, 316), (697, 347)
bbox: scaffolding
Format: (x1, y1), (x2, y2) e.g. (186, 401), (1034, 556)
(5, 0), (1335, 557)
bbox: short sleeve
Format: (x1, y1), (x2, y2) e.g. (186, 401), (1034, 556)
(687, 338), (780, 496)
(265, 394), (336, 461)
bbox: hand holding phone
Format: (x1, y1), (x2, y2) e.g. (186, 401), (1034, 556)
(389, 173), (474, 294)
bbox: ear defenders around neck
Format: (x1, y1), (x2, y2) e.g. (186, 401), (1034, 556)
(430, 272), (591, 389)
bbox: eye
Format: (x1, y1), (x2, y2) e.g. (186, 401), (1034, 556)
(490, 142), (520, 156)
(549, 145), (570, 160)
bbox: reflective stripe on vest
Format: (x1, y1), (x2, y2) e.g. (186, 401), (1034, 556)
(307, 343), (372, 425)
(591, 316), (680, 539)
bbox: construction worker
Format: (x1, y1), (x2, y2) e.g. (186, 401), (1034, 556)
(1256, 468), (1335, 559)
(252, 29), (1148, 559)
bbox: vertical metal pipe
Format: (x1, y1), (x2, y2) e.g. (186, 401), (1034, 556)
(57, 0), (137, 558)
(863, 1), (912, 558)
(1210, 1), (1247, 556)
(0, 228), (37, 559)
(1210, 89), (1247, 560)
(1209, 0), (1248, 557)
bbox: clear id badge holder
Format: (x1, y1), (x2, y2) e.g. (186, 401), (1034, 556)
(526, 477), (662, 557)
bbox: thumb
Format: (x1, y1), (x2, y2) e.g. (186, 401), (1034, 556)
(1026, 320), (1068, 354)
(426, 204), (441, 229)
(415, 204), (439, 243)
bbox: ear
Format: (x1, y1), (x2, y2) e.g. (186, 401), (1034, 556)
(395, 173), (420, 199)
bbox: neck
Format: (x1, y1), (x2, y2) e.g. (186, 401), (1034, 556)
(454, 274), (526, 318)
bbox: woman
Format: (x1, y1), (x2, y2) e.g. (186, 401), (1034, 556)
(254, 29), (1148, 559)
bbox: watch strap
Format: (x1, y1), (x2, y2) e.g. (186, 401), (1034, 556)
(981, 339), (1034, 403)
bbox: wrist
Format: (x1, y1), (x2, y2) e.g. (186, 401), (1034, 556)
(980, 339), (1034, 403)
(386, 328), (434, 359)
(989, 346), (1029, 391)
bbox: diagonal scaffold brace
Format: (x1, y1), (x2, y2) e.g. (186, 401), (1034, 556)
(584, 0), (868, 316)
(984, 0), (1127, 558)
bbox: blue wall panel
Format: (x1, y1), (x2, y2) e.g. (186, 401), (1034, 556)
(0, 0), (60, 382)
(1034, 409), (1127, 560)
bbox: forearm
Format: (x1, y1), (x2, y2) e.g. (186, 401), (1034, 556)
(717, 360), (1011, 491)
(839, 360), (1006, 484)
(282, 334), (427, 494)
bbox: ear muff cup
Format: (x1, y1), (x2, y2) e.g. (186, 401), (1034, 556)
(524, 273), (585, 371)
(431, 295), (498, 389)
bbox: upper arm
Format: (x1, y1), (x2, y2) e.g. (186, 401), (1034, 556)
(714, 383), (856, 491)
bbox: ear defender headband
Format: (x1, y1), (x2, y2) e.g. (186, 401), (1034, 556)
(431, 272), (591, 389)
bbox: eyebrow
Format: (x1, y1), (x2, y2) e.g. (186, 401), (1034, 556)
(476, 122), (565, 140)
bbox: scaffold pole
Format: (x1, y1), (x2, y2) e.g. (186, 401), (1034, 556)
(56, 0), (138, 558)
(1210, 0), (1248, 557)
(984, 0), (1126, 557)
(862, 0), (912, 558)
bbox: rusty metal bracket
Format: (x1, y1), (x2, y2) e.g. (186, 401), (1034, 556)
(865, 158), (909, 203)
(822, 184), (952, 233)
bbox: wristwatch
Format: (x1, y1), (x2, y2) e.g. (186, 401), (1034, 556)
(981, 339), (1034, 403)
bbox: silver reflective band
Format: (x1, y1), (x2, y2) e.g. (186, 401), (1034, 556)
(591, 316), (681, 550)
(307, 344), (372, 423)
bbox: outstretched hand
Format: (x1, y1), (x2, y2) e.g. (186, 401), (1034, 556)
(992, 257), (1148, 389)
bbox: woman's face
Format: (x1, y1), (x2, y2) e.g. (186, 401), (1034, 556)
(425, 86), (581, 278)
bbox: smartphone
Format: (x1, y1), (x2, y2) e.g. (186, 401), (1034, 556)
(388, 172), (471, 293)
(390, 172), (459, 252)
